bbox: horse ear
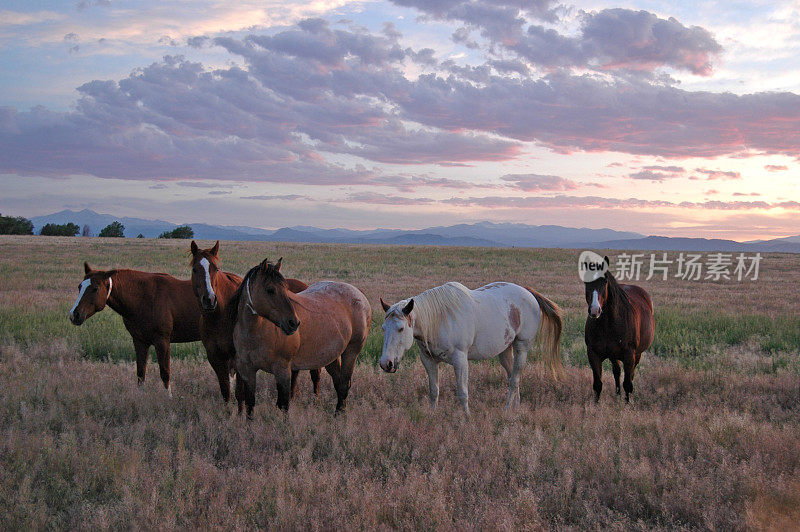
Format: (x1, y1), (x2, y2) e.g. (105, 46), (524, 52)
(101, 269), (116, 280)
(210, 241), (219, 256)
(380, 297), (391, 312)
(604, 255), (610, 266)
(274, 257), (282, 272)
(190, 241), (198, 255)
(84, 262), (92, 274)
(260, 258), (270, 270)
(402, 298), (414, 315)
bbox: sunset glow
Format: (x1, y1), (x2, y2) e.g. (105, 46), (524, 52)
(1, 0), (799, 240)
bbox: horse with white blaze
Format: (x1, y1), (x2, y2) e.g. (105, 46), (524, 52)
(379, 281), (563, 415)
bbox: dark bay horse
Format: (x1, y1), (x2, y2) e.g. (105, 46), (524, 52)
(189, 241), (319, 409)
(229, 258), (371, 418)
(69, 262), (200, 396)
(584, 256), (654, 403)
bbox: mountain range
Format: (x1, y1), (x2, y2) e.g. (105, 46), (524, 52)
(28, 209), (800, 253)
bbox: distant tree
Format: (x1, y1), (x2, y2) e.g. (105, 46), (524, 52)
(82, 224), (92, 237)
(40, 222), (80, 236)
(0, 214), (34, 235)
(137, 233), (144, 239)
(99, 221), (125, 238)
(158, 225), (194, 239)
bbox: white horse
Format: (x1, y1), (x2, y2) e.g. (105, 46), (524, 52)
(379, 281), (563, 415)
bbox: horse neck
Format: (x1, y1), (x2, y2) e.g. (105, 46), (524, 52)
(604, 278), (630, 322)
(105, 270), (138, 318)
(206, 273), (240, 322)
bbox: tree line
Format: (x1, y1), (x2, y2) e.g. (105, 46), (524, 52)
(0, 214), (194, 239)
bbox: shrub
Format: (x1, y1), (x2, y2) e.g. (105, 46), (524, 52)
(39, 222), (80, 236)
(0, 214), (34, 235)
(158, 225), (194, 239)
(98, 221), (125, 238)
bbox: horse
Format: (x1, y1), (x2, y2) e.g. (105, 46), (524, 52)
(69, 262), (200, 397)
(188, 241), (320, 410)
(229, 258), (371, 418)
(584, 256), (654, 403)
(379, 281), (563, 415)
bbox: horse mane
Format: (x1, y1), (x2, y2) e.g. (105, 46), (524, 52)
(605, 271), (632, 316)
(227, 265), (259, 324)
(399, 282), (475, 345)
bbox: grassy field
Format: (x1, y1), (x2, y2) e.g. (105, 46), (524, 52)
(1, 235), (799, 529)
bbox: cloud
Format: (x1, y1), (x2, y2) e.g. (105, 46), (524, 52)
(208, 190), (231, 195)
(501, 174), (578, 192)
(642, 165), (684, 173)
(345, 192), (436, 205)
(694, 168), (741, 180)
(392, 2), (721, 75)
(1, 11), (798, 190)
(764, 164), (788, 172)
(240, 194), (310, 201)
(628, 170), (680, 181)
(441, 195), (800, 211)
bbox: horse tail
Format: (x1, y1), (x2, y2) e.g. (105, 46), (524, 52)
(526, 287), (564, 381)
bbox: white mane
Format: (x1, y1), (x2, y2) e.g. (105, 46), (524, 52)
(392, 282), (474, 345)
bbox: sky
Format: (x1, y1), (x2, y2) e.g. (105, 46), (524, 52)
(1, 0), (799, 240)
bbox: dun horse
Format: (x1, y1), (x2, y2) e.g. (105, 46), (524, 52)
(69, 262), (200, 396)
(584, 256), (654, 402)
(229, 258), (371, 418)
(189, 241), (319, 409)
(379, 281), (563, 415)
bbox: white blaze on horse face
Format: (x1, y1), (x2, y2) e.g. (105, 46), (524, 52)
(590, 290), (601, 317)
(199, 258), (215, 300)
(380, 313), (414, 372)
(70, 279), (92, 317)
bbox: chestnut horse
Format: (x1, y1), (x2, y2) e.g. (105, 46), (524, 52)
(69, 262), (200, 396)
(229, 258), (371, 418)
(188, 241), (319, 409)
(584, 256), (654, 402)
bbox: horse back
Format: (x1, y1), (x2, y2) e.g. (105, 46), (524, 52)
(621, 284), (655, 354)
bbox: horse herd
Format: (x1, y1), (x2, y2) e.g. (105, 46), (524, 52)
(68, 242), (655, 418)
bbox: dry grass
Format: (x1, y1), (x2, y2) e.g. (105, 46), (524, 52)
(0, 235), (799, 529)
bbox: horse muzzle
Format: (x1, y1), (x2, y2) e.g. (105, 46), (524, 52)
(201, 295), (217, 312)
(380, 359), (397, 373)
(69, 311), (84, 326)
(589, 307), (602, 319)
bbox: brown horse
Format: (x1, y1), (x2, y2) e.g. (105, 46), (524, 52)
(69, 262), (200, 396)
(229, 258), (371, 418)
(584, 256), (654, 403)
(188, 241), (319, 409)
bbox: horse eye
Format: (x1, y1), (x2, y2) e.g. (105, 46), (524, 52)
(266, 287), (275, 295)
(398, 327), (404, 332)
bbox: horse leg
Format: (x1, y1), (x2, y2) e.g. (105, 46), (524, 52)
(210, 356), (231, 403)
(498, 345), (515, 408)
(332, 341), (362, 414)
(588, 350), (603, 402)
(238, 366), (258, 420)
(290, 369), (299, 399)
(452, 350), (470, 416)
(234, 372), (245, 415)
(153, 338), (172, 398)
(611, 359), (622, 396)
(507, 340), (530, 409)
(133, 338), (149, 386)
(419, 350), (440, 410)
(274, 364), (292, 412)
(324, 358), (345, 413)
(310, 369), (321, 398)
(623, 355), (636, 403)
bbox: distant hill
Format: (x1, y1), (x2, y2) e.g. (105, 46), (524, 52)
(26, 209), (800, 252)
